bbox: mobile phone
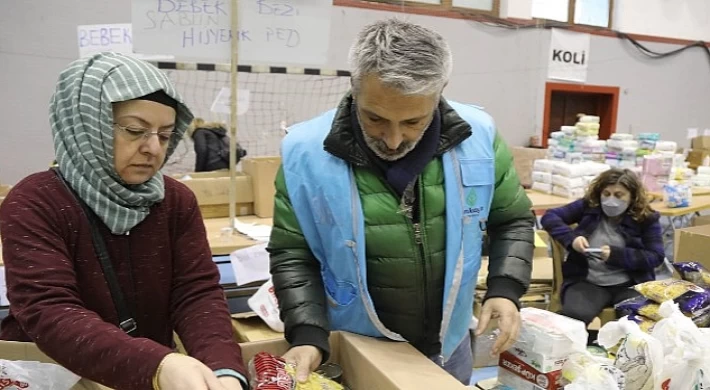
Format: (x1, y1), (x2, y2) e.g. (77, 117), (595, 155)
(584, 248), (603, 253)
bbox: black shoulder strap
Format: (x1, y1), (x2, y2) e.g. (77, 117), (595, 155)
(51, 168), (138, 336)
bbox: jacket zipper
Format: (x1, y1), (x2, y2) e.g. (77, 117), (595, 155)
(411, 181), (430, 355)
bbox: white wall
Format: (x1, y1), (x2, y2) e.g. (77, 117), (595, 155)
(613, 0), (710, 42)
(501, 0), (710, 41)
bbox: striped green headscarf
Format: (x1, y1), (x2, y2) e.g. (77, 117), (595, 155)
(50, 52), (194, 234)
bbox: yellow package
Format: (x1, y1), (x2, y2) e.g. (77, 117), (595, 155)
(633, 279), (704, 303)
(284, 365), (344, 390)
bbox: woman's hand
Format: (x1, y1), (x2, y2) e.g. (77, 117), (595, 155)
(600, 245), (611, 261)
(572, 236), (589, 253)
(156, 353), (226, 390)
(218, 376), (244, 390)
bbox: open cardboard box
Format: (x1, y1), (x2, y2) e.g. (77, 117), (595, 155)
(676, 224), (710, 269)
(176, 171), (254, 218)
(240, 331), (468, 389)
(241, 157), (280, 218)
(0, 332), (468, 389)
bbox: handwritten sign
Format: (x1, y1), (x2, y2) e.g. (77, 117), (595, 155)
(77, 23), (133, 58)
(131, 0), (332, 65)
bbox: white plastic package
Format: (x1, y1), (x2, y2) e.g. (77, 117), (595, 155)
(247, 278), (285, 332)
(516, 308), (587, 357)
(551, 175), (585, 189)
(578, 115), (600, 124)
(598, 316), (664, 390)
(532, 171), (553, 184)
(652, 301), (710, 390)
(0, 360), (81, 390)
(533, 182), (553, 194)
(562, 352), (625, 390)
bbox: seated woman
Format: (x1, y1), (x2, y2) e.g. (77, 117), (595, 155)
(0, 53), (246, 390)
(541, 168), (664, 326)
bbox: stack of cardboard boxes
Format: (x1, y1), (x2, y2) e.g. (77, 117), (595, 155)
(687, 136), (710, 169)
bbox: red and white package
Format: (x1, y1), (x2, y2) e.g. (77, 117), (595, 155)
(248, 352), (343, 390)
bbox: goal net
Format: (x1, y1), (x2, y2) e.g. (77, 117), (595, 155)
(156, 62), (351, 175)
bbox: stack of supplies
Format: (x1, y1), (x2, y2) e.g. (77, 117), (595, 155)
(693, 166), (710, 187)
(531, 159), (609, 197)
(498, 308), (587, 390)
(607, 133), (638, 169)
(641, 154), (673, 192)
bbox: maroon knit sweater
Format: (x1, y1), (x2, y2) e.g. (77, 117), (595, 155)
(0, 171), (246, 389)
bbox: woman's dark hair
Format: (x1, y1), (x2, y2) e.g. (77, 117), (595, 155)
(584, 168), (654, 221)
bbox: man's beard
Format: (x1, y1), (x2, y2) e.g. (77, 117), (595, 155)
(359, 116), (432, 162)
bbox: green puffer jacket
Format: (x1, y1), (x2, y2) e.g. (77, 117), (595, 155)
(268, 96), (535, 359)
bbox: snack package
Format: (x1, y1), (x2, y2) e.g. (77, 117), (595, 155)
(674, 262), (710, 289)
(0, 360), (81, 390)
(597, 317), (664, 390)
(249, 352), (344, 390)
(615, 296), (662, 321)
(562, 352), (625, 390)
(625, 315), (657, 334)
(633, 279), (704, 303)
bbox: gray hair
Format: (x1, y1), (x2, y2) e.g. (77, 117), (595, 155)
(348, 19), (453, 96)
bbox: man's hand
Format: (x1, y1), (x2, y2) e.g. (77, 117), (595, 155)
(475, 297), (521, 355)
(218, 376), (244, 390)
(282, 345), (322, 383)
(600, 245), (611, 261)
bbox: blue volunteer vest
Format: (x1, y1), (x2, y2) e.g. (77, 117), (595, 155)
(281, 101), (496, 361)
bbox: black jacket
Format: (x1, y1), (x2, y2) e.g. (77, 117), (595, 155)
(192, 127), (248, 172)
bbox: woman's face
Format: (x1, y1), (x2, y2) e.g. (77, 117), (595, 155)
(601, 183), (632, 203)
(112, 100), (176, 184)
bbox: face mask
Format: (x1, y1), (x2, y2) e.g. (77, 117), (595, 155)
(601, 195), (629, 217)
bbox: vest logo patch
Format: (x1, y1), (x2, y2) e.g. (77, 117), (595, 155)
(464, 189), (483, 216)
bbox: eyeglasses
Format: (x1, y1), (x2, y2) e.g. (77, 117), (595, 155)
(113, 123), (175, 145)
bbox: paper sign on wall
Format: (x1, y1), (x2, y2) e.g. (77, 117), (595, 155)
(210, 87), (250, 115)
(131, 0), (332, 65)
(548, 29), (590, 83)
(77, 23), (133, 58)
(688, 128), (699, 139)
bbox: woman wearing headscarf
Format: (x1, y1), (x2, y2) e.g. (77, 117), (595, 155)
(0, 53), (246, 390)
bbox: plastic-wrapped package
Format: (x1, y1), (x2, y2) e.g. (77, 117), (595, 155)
(663, 182), (692, 208)
(0, 360), (81, 390)
(611, 133), (634, 141)
(634, 279), (704, 303)
(674, 262), (710, 289)
(652, 301), (710, 390)
(473, 327), (501, 368)
(562, 352), (625, 390)
(615, 296), (662, 321)
(249, 352), (344, 390)
(516, 308), (587, 357)
(532, 171), (553, 184)
(533, 182), (553, 194)
(597, 317), (664, 390)
(625, 315), (657, 334)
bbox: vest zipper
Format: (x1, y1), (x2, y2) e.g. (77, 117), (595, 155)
(412, 221), (429, 348)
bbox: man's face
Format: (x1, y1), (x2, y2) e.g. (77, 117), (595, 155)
(355, 74), (438, 161)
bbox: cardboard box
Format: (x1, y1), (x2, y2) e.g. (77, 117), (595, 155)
(692, 136), (710, 151)
(676, 225), (710, 269)
(692, 214), (710, 227)
(498, 350), (563, 390)
(0, 332), (469, 389)
(240, 331), (469, 389)
(512, 147), (549, 188)
(0, 184), (11, 197)
(241, 157), (280, 218)
(178, 172), (254, 218)
(687, 150), (710, 169)
(231, 312), (283, 343)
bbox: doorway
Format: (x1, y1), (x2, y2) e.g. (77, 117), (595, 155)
(542, 82), (620, 148)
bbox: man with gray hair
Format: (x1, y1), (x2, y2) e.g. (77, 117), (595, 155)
(268, 18), (534, 384)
